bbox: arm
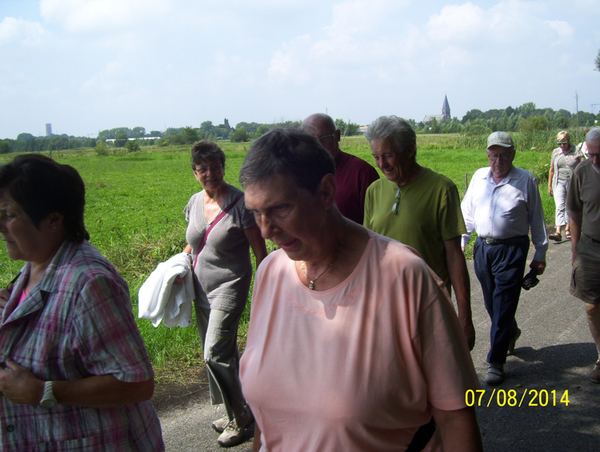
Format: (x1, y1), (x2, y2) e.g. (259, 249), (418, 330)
(431, 406), (483, 452)
(245, 224), (267, 268)
(569, 210), (583, 264)
(0, 358), (154, 407)
(444, 237), (475, 350)
(548, 164), (554, 196)
(252, 422), (262, 452)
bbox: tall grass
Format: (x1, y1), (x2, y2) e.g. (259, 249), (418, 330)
(0, 132), (560, 379)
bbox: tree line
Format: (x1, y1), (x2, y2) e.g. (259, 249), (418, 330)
(1, 102), (598, 154)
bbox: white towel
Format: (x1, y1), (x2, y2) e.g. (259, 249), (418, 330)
(138, 252), (195, 327)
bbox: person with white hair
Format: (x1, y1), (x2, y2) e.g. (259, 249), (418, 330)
(461, 131), (548, 385)
(566, 126), (600, 383)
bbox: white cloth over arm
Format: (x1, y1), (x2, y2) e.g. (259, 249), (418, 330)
(138, 252), (195, 327)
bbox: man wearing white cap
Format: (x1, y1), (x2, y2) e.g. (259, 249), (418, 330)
(461, 131), (548, 385)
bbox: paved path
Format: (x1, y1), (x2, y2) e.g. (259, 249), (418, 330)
(156, 239), (599, 451)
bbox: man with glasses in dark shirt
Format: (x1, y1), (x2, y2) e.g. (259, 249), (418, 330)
(302, 113), (379, 225)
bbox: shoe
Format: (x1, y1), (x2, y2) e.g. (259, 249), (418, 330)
(212, 416), (229, 433)
(507, 327), (522, 355)
(485, 363), (504, 385)
(217, 409), (254, 447)
(549, 233), (561, 241)
(590, 362), (600, 384)
(566, 232), (572, 240)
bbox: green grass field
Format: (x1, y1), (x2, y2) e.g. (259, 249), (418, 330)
(0, 133), (558, 381)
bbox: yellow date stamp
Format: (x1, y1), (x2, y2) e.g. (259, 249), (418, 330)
(465, 389), (569, 407)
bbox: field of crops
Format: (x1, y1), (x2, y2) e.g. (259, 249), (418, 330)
(0, 132), (559, 380)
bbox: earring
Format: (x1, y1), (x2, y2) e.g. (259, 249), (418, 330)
(50, 226), (56, 232)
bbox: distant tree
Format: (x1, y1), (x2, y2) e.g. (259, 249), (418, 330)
(0, 140), (10, 154)
(149, 130), (162, 137)
(255, 125), (269, 137)
(17, 133), (35, 141)
(183, 127), (199, 144)
(230, 127), (249, 142)
(595, 48), (600, 72)
(200, 121), (214, 138)
(114, 133), (128, 147)
(125, 140), (140, 152)
(518, 115), (549, 132)
(335, 119), (360, 136)
(131, 127), (146, 138)
(95, 141), (109, 156)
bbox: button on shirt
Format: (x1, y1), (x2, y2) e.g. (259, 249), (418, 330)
(461, 166), (548, 262)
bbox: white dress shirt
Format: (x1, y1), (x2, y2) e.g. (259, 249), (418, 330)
(461, 166), (548, 262)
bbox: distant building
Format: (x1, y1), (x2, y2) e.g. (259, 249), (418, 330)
(46, 123), (52, 136)
(423, 95), (451, 123)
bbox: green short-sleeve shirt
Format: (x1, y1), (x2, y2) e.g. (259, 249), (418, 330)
(364, 168), (466, 290)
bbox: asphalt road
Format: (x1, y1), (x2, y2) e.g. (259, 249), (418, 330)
(155, 238), (600, 451)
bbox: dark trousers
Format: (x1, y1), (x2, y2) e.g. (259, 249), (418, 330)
(474, 236), (529, 365)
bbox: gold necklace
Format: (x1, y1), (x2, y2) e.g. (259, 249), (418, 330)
(301, 260), (335, 290)
(300, 220), (348, 290)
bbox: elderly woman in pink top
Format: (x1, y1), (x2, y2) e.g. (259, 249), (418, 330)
(238, 128), (483, 452)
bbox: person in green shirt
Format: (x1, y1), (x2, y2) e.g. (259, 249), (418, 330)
(364, 115), (475, 350)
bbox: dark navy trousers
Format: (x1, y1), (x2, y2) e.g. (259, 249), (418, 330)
(473, 236), (529, 365)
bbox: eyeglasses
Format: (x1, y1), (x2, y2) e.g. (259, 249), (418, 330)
(392, 187), (401, 215)
(557, 142), (569, 146)
(194, 164), (223, 175)
(487, 153), (512, 161)
(318, 133), (335, 143)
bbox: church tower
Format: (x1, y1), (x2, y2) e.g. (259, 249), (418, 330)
(441, 95), (451, 121)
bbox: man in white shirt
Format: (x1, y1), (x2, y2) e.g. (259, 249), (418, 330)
(461, 131), (548, 385)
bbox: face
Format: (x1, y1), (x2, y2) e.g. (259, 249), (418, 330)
(244, 174), (334, 262)
(0, 192), (56, 263)
(587, 140), (600, 172)
(302, 119), (340, 156)
(193, 158), (224, 192)
(370, 137), (415, 185)
(558, 141), (570, 153)
(487, 145), (515, 180)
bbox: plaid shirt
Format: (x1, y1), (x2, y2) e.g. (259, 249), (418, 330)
(0, 240), (164, 451)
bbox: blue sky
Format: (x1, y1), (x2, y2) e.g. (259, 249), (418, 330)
(1, 0), (599, 139)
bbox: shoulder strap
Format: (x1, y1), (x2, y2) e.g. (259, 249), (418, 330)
(193, 193), (244, 269)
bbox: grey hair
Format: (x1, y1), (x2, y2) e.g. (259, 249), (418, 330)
(586, 127), (600, 144)
(364, 115), (416, 152)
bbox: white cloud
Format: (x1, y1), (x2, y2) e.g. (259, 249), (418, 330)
(82, 60), (124, 92)
(426, 3), (486, 42)
(544, 20), (574, 43)
(40, 0), (172, 33)
(0, 17), (48, 46)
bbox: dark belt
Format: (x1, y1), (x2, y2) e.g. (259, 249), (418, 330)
(479, 235), (528, 245)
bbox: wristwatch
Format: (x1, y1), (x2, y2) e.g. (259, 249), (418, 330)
(40, 381), (57, 408)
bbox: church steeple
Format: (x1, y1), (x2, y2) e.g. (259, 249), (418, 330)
(442, 95), (451, 121)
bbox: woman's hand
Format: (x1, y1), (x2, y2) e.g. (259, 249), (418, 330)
(548, 185), (553, 196)
(0, 358), (44, 405)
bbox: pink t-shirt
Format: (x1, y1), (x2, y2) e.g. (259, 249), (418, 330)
(240, 231), (479, 452)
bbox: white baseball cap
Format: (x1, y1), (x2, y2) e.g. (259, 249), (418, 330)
(487, 131), (514, 149)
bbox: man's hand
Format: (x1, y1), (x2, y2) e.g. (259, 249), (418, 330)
(530, 260), (546, 275)
(460, 317), (476, 351)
